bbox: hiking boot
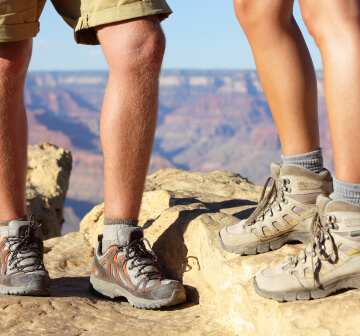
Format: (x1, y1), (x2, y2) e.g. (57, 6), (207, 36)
(218, 163), (333, 255)
(89, 228), (186, 309)
(254, 195), (360, 301)
(0, 217), (50, 296)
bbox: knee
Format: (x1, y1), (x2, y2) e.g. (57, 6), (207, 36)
(0, 40), (32, 82)
(234, 0), (290, 33)
(101, 18), (166, 75)
(132, 24), (166, 71)
(234, 0), (261, 31)
(300, 4), (324, 45)
(300, 0), (360, 47)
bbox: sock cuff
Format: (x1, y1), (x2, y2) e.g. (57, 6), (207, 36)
(282, 148), (322, 162)
(0, 215), (27, 227)
(333, 178), (360, 206)
(281, 148), (323, 174)
(333, 178), (360, 191)
(103, 217), (138, 226)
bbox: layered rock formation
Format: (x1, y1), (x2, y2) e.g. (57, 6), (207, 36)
(25, 70), (333, 233)
(27, 143), (72, 238)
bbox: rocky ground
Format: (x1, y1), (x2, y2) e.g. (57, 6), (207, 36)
(2, 165), (359, 335)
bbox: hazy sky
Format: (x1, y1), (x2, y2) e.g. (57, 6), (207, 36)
(29, 0), (323, 71)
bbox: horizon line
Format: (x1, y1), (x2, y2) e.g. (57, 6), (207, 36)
(28, 67), (324, 73)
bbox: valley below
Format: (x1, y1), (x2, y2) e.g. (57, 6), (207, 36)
(25, 70), (332, 233)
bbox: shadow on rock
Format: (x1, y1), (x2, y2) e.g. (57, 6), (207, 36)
(50, 276), (95, 300)
(172, 197), (257, 210)
(232, 207), (256, 220)
(152, 208), (213, 289)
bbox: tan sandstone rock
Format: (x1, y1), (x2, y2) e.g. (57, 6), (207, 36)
(79, 168), (360, 336)
(27, 143), (72, 239)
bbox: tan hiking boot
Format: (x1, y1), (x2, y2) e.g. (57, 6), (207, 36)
(254, 195), (360, 301)
(218, 163), (333, 255)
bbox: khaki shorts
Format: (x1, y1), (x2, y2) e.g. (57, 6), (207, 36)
(0, 0), (172, 45)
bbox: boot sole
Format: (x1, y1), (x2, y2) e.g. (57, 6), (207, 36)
(253, 274), (360, 302)
(218, 231), (310, 255)
(89, 277), (186, 310)
(0, 277), (50, 296)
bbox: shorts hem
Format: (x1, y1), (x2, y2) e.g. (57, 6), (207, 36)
(0, 22), (39, 43)
(74, 0), (172, 45)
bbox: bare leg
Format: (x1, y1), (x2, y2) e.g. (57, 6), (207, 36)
(234, 0), (319, 156)
(0, 40), (31, 221)
(96, 16), (165, 219)
(300, 0), (360, 183)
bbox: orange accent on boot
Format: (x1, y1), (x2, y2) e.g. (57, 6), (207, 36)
(101, 261), (109, 266)
(113, 254), (125, 263)
(92, 267), (98, 273)
(4, 252), (10, 272)
(110, 264), (113, 275)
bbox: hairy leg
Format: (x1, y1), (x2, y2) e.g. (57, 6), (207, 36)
(0, 40), (31, 220)
(234, 0), (319, 156)
(300, 0), (360, 183)
(96, 16), (165, 219)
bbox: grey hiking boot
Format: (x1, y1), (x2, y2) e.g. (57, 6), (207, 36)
(218, 163), (333, 255)
(89, 228), (186, 309)
(0, 217), (50, 296)
(254, 195), (360, 302)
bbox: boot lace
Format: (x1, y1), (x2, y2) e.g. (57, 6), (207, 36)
(288, 213), (337, 285)
(124, 237), (162, 289)
(246, 176), (291, 226)
(6, 216), (45, 274)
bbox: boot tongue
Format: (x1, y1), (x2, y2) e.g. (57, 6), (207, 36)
(7, 220), (30, 237)
(270, 162), (281, 179)
(117, 226), (143, 247)
(269, 163), (282, 200)
(316, 195), (331, 225)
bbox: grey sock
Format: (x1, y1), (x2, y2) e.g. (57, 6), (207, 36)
(333, 178), (360, 206)
(281, 148), (323, 174)
(102, 218), (139, 254)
